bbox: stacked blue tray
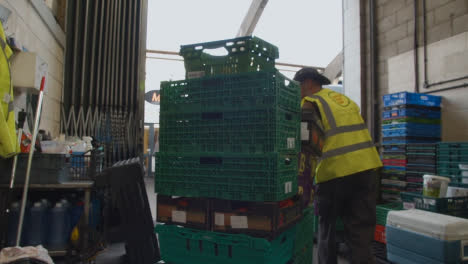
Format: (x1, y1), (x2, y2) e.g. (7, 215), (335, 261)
(382, 92), (441, 145)
(381, 92), (442, 202)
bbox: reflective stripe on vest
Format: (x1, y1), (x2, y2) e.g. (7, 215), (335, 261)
(306, 94), (374, 159)
(325, 123), (367, 138)
(321, 141), (375, 159)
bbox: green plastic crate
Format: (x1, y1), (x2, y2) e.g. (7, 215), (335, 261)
(438, 142), (468, 148)
(155, 224), (295, 264)
(376, 203), (403, 226)
(155, 152), (298, 202)
(437, 167), (462, 176)
(382, 154), (407, 160)
(400, 192), (468, 217)
(294, 208), (315, 255)
(160, 70), (300, 114)
(437, 154), (468, 162)
(292, 243), (313, 264)
(437, 161), (467, 169)
(159, 107), (300, 154)
(180, 36), (279, 78)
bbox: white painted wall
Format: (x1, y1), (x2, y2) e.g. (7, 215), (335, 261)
(387, 32), (468, 141)
(343, 0), (362, 108)
(1, 0), (64, 137)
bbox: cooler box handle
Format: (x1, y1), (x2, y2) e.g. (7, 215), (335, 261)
(462, 240), (468, 261)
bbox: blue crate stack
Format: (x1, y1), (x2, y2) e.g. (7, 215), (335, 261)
(381, 92), (442, 202)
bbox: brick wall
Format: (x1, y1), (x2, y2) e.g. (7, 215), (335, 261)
(344, 0), (468, 141)
(1, 0), (64, 137)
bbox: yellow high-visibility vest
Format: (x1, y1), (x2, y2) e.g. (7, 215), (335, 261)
(0, 20), (18, 158)
(301, 88), (382, 184)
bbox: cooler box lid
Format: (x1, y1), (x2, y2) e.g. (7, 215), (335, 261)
(387, 209), (468, 241)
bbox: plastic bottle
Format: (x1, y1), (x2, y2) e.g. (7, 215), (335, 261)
(60, 198), (72, 234)
(7, 202), (21, 246)
(47, 202), (69, 250)
(7, 201), (30, 246)
(41, 198), (51, 208)
(27, 202), (48, 246)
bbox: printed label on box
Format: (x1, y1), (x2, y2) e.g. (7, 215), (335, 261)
(215, 213), (225, 226)
(285, 181), (292, 194)
(230, 216), (248, 229)
(287, 138), (295, 149)
(423, 198), (436, 206)
(187, 71), (205, 79)
(301, 122), (309, 141)
(172, 210), (187, 224)
(403, 202), (415, 210)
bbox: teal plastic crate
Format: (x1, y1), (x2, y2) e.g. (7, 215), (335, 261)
(400, 192), (468, 217)
(155, 152), (298, 202)
(294, 208), (315, 255)
(180, 36), (279, 78)
(160, 70), (300, 114)
(155, 224), (295, 264)
(376, 202), (403, 226)
(437, 154), (468, 162)
(438, 142), (468, 148)
(159, 107), (300, 154)
(437, 161), (467, 170)
(437, 167), (462, 176)
(292, 243), (313, 264)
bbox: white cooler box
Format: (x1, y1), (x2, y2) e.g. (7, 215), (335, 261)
(386, 209), (468, 264)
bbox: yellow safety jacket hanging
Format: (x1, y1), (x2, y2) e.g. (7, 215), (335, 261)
(0, 21), (18, 158)
(301, 88), (382, 184)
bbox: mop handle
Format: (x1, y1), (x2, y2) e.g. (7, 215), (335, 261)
(16, 76), (45, 246)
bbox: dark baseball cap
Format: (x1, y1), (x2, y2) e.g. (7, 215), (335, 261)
(294, 67), (331, 85)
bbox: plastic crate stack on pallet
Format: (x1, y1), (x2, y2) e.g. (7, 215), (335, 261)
(155, 36), (312, 264)
(437, 142), (468, 187)
(371, 203), (403, 264)
(380, 92), (442, 202)
(374, 203), (403, 245)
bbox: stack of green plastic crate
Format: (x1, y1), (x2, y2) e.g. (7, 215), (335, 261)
(155, 36), (310, 264)
(437, 142), (468, 186)
(156, 36), (300, 202)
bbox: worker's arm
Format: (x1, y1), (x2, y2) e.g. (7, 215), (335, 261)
(302, 101), (322, 122)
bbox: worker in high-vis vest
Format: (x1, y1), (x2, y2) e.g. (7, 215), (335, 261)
(294, 67), (382, 264)
(0, 21), (18, 158)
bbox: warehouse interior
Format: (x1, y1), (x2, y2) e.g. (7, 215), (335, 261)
(0, 0), (467, 263)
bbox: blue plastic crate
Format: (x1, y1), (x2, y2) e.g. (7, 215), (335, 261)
(383, 166), (407, 171)
(382, 123), (441, 131)
(382, 106), (441, 120)
(383, 92), (442, 107)
(382, 136), (440, 145)
(382, 144), (407, 153)
(382, 129), (441, 138)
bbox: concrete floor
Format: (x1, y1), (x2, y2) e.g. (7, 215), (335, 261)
(60, 177), (349, 264)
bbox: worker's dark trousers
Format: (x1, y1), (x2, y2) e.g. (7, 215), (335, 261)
(316, 169), (378, 264)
